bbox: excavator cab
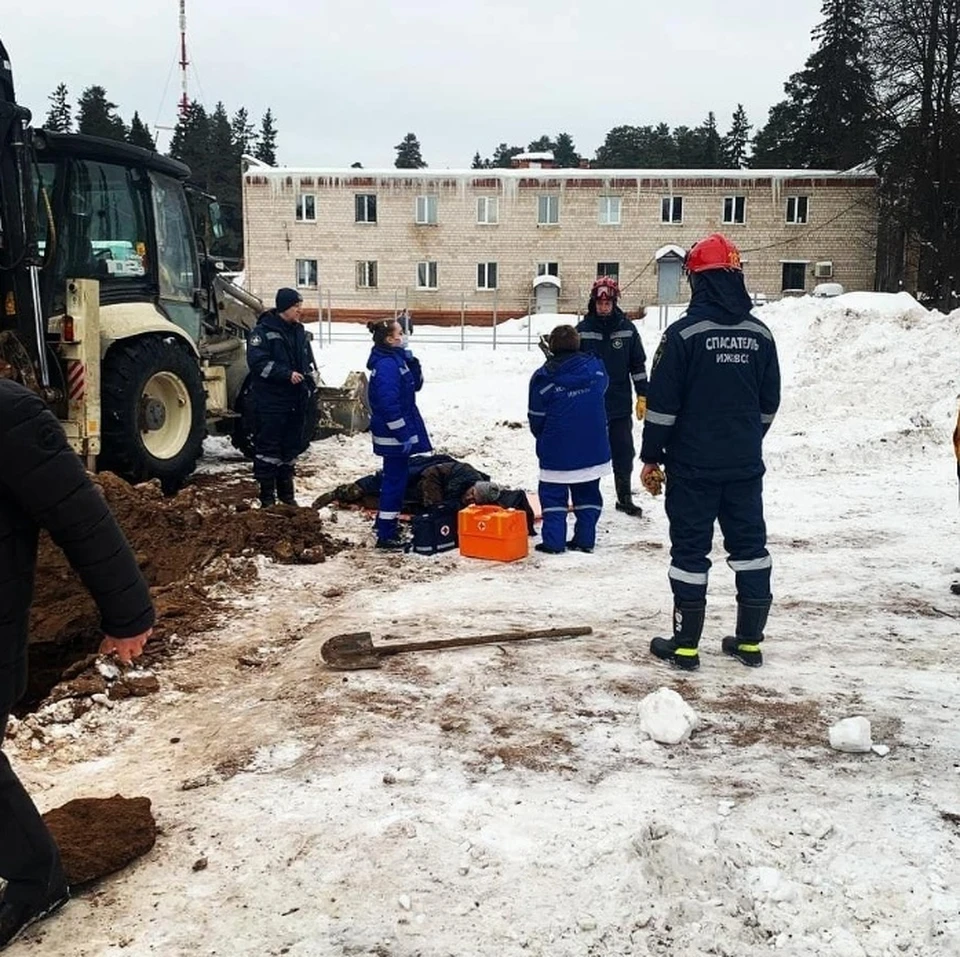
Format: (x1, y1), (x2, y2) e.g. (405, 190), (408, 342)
(0, 37), (368, 490)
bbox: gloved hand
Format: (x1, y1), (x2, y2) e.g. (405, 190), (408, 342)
(400, 438), (414, 455)
(641, 463), (665, 496)
(635, 396), (647, 421)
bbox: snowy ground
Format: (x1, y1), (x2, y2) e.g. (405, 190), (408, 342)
(7, 293), (960, 957)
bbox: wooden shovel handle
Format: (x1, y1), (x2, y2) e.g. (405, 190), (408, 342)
(376, 625), (592, 657)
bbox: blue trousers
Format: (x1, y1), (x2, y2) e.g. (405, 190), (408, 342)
(376, 455), (410, 540)
(664, 473), (771, 604)
(539, 478), (603, 551)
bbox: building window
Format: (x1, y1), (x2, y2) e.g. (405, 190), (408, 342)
(781, 262), (807, 291)
(598, 196), (621, 225)
(416, 261), (438, 289)
(415, 195), (438, 225)
(723, 196), (746, 224)
(477, 196), (499, 225)
(296, 259), (318, 289)
(537, 262), (559, 277)
(355, 194), (377, 223)
(537, 194), (559, 225)
(597, 262), (620, 281)
(661, 196), (683, 223)
(786, 196), (809, 224)
(296, 194), (316, 222)
(477, 262), (498, 290)
(356, 260), (378, 288)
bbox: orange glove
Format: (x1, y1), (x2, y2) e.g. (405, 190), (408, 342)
(635, 396), (647, 421)
(99, 628), (153, 664)
(641, 464), (665, 496)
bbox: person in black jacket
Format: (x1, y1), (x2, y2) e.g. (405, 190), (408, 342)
(576, 276), (648, 517)
(640, 234), (780, 671)
(246, 288), (318, 507)
(0, 378), (155, 948)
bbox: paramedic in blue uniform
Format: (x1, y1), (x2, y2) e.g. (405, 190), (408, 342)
(576, 276), (648, 517)
(246, 288), (318, 507)
(366, 318), (432, 550)
(528, 324), (611, 554)
(640, 234), (780, 670)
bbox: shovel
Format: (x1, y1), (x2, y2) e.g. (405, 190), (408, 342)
(321, 625), (593, 671)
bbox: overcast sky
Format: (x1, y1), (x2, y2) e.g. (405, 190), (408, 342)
(4, 1), (825, 169)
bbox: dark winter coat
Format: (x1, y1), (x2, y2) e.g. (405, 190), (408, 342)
(576, 306), (647, 420)
(366, 345), (432, 458)
(419, 461), (490, 509)
(528, 352), (611, 480)
(640, 270), (781, 481)
(246, 310), (317, 415)
(0, 379), (155, 716)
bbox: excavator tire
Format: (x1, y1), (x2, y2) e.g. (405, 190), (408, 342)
(100, 335), (206, 493)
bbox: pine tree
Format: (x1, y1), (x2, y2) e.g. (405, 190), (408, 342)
(471, 151), (486, 169)
(751, 0), (875, 169)
(696, 112), (723, 167)
(76, 86), (126, 141)
(491, 143), (523, 168)
(351, 161), (364, 168)
(751, 101), (805, 168)
(527, 134), (555, 153)
(43, 83), (72, 132)
(394, 132), (426, 168)
(127, 112), (155, 149)
(553, 132), (581, 168)
(230, 107), (256, 156)
(722, 105), (752, 168)
(169, 102), (211, 186)
(255, 109), (278, 166)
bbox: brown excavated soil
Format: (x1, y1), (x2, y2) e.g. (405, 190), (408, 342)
(24, 471), (349, 711)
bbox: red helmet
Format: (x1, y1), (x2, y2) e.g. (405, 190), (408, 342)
(591, 276), (621, 300)
(684, 233), (742, 273)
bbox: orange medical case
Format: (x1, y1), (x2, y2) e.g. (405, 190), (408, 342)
(458, 505), (529, 562)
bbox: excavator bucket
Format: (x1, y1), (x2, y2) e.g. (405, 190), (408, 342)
(314, 370), (371, 440)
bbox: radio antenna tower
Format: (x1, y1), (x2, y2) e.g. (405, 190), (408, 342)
(178, 0), (190, 118)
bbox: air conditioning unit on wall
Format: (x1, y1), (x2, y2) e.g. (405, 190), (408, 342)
(814, 261), (834, 279)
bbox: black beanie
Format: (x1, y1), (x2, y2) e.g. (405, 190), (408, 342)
(276, 287), (302, 312)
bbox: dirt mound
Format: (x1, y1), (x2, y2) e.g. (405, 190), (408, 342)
(24, 471), (349, 711)
(43, 795), (156, 885)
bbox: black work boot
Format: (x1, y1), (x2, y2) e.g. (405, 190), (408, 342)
(650, 600), (706, 671)
(276, 469), (296, 506)
(614, 473), (643, 517)
(258, 478), (277, 508)
(0, 884), (70, 948)
(722, 599), (771, 668)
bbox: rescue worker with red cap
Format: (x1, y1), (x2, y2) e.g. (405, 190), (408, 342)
(639, 234), (780, 670)
(576, 276), (648, 517)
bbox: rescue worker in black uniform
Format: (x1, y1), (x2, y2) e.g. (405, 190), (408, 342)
(576, 276), (648, 517)
(0, 378), (155, 948)
(640, 234), (780, 670)
(246, 288), (318, 507)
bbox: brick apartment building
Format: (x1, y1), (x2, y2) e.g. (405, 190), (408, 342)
(241, 153), (878, 322)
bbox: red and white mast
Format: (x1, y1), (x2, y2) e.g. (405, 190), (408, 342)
(178, 0), (189, 117)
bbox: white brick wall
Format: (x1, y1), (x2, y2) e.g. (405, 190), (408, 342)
(242, 168), (878, 319)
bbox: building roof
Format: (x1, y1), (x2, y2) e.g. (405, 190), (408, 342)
(244, 165), (877, 182)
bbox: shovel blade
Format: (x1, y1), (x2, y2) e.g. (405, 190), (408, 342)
(321, 631), (383, 670)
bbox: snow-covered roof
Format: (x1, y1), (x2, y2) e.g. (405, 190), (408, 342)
(655, 244), (687, 260)
(513, 151), (554, 162)
(532, 274), (562, 289)
(245, 166), (877, 181)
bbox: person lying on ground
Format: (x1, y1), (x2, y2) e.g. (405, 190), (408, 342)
(312, 455), (537, 533)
